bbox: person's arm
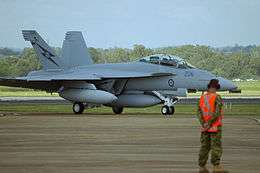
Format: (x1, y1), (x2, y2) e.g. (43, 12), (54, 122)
(207, 95), (223, 126)
(196, 99), (204, 126)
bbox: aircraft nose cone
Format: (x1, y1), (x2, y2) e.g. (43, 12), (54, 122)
(217, 77), (237, 91)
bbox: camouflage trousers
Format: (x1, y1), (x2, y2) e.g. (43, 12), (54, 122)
(198, 131), (222, 167)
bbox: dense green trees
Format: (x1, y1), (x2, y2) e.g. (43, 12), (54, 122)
(0, 48), (20, 57)
(0, 45), (259, 79)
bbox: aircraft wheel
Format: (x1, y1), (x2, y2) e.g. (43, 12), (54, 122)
(73, 102), (85, 114)
(161, 105), (169, 115)
(112, 107), (123, 114)
(168, 106), (175, 115)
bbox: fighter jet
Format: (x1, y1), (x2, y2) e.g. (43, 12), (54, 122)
(0, 31), (238, 116)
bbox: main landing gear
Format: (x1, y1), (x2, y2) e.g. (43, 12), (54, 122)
(112, 106), (124, 114)
(72, 102), (85, 114)
(72, 102), (124, 115)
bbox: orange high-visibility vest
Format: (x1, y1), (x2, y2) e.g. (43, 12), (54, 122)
(199, 92), (223, 132)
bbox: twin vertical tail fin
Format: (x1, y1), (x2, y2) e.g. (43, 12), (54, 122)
(61, 31), (93, 69)
(22, 30), (93, 70)
(22, 30), (62, 70)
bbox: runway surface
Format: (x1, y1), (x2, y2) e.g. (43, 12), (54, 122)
(1, 96), (260, 104)
(0, 113), (259, 173)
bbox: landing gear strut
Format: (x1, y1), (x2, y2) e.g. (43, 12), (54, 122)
(112, 107), (123, 114)
(73, 102), (85, 114)
(162, 97), (178, 117)
(152, 91), (178, 117)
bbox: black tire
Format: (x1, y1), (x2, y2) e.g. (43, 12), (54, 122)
(168, 106), (175, 115)
(73, 102), (85, 114)
(112, 107), (123, 114)
(161, 106), (169, 115)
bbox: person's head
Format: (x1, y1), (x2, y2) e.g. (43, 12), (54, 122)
(207, 79), (220, 93)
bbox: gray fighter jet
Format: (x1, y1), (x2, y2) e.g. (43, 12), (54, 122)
(0, 31), (238, 115)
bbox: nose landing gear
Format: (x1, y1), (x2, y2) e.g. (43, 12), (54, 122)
(161, 105), (175, 115)
(152, 91), (179, 117)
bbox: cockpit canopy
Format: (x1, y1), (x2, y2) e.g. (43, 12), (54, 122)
(139, 54), (194, 69)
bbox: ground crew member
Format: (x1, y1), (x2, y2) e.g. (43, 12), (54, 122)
(197, 79), (228, 173)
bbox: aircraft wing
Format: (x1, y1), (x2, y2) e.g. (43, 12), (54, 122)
(0, 77), (61, 91)
(0, 78), (27, 87)
(0, 71), (174, 90)
(10, 70), (174, 82)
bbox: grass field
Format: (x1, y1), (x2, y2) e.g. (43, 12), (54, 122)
(0, 81), (259, 97)
(1, 104), (259, 116)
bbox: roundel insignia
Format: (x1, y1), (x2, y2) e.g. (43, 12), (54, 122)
(168, 79), (174, 87)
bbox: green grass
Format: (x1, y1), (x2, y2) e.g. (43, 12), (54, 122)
(0, 86), (58, 97)
(235, 81), (260, 91)
(0, 104), (259, 116)
(0, 81), (259, 97)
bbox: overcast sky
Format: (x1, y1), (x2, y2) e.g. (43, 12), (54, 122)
(0, 0), (260, 48)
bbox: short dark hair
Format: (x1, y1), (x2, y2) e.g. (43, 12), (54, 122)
(207, 79), (220, 90)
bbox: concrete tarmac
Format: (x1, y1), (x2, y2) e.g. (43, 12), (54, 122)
(0, 113), (259, 173)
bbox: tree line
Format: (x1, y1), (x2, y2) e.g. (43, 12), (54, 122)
(0, 44), (259, 80)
